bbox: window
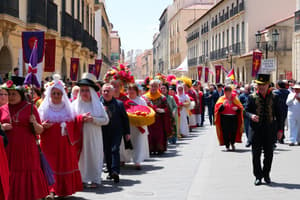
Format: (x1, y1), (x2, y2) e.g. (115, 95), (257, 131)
(219, 33), (221, 49)
(206, 40), (208, 56)
(72, 0), (74, 16)
(236, 24), (240, 43)
(215, 34), (217, 50)
(212, 37), (214, 51)
(222, 31), (225, 48)
(231, 27), (235, 45)
(226, 29), (229, 47)
(77, 0), (80, 20)
(241, 21), (245, 42)
(82, 0), (84, 26)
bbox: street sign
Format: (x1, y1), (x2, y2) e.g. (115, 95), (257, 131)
(259, 58), (276, 74)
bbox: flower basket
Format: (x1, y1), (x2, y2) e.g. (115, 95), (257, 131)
(126, 105), (156, 127)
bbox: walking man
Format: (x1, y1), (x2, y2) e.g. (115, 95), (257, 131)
(245, 74), (283, 186)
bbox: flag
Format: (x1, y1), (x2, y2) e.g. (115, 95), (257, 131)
(22, 31), (44, 63)
(24, 40), (40, 88)
(94, 59), (102, 79)
(252, 50), (262, 77)
(215, 65), (221, 83)
(44, 39), (56, 72)
(197, 66), (203, 80)
(70, 58), (79, 81)
(204, 67), (209, 83)
(227, 68), (237, 84)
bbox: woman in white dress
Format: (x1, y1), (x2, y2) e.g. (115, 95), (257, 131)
(177, 84), (190, 137)
(72, 73), (109, 188)
(127, 83), (150, 170)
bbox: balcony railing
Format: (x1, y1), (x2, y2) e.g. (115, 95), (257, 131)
(199, 55), (205, 64)
(0, 0), (19, 18)
(187, 32), (199, 42)
(73, 19), (82, 42)
(61, 11), (73, 38)
(239, 1), (244, 12)
(102, 53), (111, 65)
(188, 57), (198, 67)
(47, 1), (57, 31)
(27, 0), (46, 26)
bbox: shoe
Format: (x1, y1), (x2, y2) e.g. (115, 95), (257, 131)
(111, 172), (120, 183)
(231, 144), (235, 151)
(289, 143), (295, 146)
(106, 174), (113, 180)
(45, 192), (55, 200)
(264, 176), (271, 184)
(254, 178), (262, 186)
(135, 165), (142, 170)
(245, 142), (251, 147)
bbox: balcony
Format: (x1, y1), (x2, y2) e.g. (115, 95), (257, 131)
(239, 1), (244, 12)
(73, 19), (82, 42)
(47, 1), (57, 31)
(0, 0), (19, 18)
(188, 57), (198, 67)
(102, 53), (111, 65)
(198, 55), (205, 64)
(295, 10), (300, 32)
(61, 11), (73, 38)
(233, 6), (239, 15)
(27, 0), (46, 26)
(187, 31), (199, 42)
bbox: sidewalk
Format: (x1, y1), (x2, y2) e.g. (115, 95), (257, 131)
(188, 126), (300, 200)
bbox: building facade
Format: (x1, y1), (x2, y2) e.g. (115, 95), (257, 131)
(0, 0), (99, 81)
(110, 30), (121, 66)
(293, 0), (300, 81)
(186, 0), (295, 84)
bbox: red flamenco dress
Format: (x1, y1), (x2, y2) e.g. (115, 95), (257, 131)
(0, 101), (48, 200)
(143, 91), (172, 154)
(0, 130), (9, 200)
(40, 104), (83, 197)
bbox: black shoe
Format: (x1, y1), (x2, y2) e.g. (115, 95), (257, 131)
(106, 174), (113, 180)
(254, 178), (262, 186)
(245, 142), (251, 147)
(111, 172), (120, 183)
(264, 176), (271, 184)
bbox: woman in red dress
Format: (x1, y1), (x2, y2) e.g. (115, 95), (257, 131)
(0, 81), (48, 200)
(38, 75), (83, 199)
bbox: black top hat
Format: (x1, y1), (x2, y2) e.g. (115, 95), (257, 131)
(76, 73), (99, 91)
(255, 74), (270, 85)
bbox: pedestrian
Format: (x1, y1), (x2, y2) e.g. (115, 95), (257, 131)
(245, 74), (283, 185)
(0, 81), (48, 200)
(127, 83), (150, 169)
(183, 80), (197, 131)
(286, 82), (300, 146)
(0, 121), (9, 200)
(214, 85), (244, 151)
(192, 80), (203, 127)
(177, 84), (190, 137)
(143, 80), (172, 154)
(205, 86), (215, 125)
(100, 83), (131, 183)
(160, 83), (177, 144)
(273, 80), (290, 144)
(0, 88), (8, 106)
(239, 84), (252, 147)
(72, 73), (109, 188)
(38, 75), (83, 199)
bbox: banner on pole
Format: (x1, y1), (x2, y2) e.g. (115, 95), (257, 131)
(44, 39), (56, 72)
(70, 58), (79, 81)
(22, 31), (45, 63)
(94, 59), (102, 79)
(204, 67), (209, 83)
(215, 65), (221, 83)
(252, 50), (263, 77)
(197, 66), (203, 81)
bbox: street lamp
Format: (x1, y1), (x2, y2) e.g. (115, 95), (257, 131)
(255, 29), (280, 59)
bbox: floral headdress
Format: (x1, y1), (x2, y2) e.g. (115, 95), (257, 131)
(178, 76), (192, 88)
(104, 63), (135, 85)
(154, 73), (167, 84)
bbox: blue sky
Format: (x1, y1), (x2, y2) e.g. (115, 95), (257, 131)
(106, 0), (173, 52)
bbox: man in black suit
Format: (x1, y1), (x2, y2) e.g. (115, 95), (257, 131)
(100, 83), (130, 183)
(245, 74), (283, 186)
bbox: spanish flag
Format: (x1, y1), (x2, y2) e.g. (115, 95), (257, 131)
(227, 68), (235, 81)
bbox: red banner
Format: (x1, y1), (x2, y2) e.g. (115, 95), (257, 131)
(197, 66), (203, 80)
(215, 65), (221, 83)
(70, 58), (79, 81)
(94, 59), (102, 79)
(44, 39), (56, 72)
(252, 51), (262, 77)
(205, 67), (209, 83)
(286, 71), (293, 80)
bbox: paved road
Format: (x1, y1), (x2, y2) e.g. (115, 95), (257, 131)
(70, 123), (300, 200)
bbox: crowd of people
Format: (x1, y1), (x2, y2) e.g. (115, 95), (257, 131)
(0, 64), (300, 199)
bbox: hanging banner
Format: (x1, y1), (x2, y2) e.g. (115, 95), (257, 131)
(94, 59), (102, 79)
(88, 64), (95, 73)
(204, 67), (209, 83)
(22, 31), (45, 63)
(252, 50), (262, 77)
(197, 66), (203, 80)
(215, 65), (221, 83)
(70, 58), (79, 81)
(44, 39), (56, 72)
(286, 71), (293, 80)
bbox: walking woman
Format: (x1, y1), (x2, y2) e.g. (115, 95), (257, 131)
(38, 75), (82, 199)
(177, 84), (190, 137)
(214, 85), (244, 151)
(72, 73), (109, 188)
(127, 83), (150, 169)
(0, 81), (48, 200)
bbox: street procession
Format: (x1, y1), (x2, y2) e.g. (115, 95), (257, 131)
(1, 0), (300, 200)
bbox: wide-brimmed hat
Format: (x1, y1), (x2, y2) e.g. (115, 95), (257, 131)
(76, 73), (99, 91)
(293, 82), (300, 89)
(255, 74), (270, 85)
